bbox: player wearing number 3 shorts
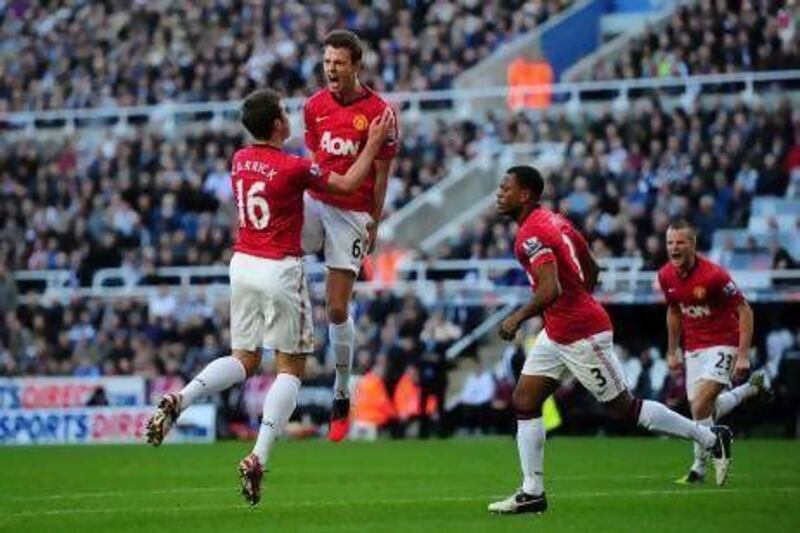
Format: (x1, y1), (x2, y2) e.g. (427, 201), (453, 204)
(145, 89), (394, 506)
(658, 220), (770, 485)
(302, 30), (399, 442)
(487, 166), (733, 516)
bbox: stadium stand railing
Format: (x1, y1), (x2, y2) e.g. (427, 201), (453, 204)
(3, 71), (800, 133)
(14, 259), (800, 307)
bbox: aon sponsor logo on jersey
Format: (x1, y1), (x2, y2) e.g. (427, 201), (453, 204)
(680, 303), (711, 318)
(321, 131), (360, 156)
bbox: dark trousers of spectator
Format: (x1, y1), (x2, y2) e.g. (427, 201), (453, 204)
(419, 383), (447, 438)
(781, 358), (800, 438)
(491, 403), (515, 435)
(460, 402), (492, 435)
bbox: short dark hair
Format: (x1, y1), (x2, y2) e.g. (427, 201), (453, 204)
(323, 30), (363, 63)
(240, 89), (283, 140)
(667, 219), (696, 236)
(507, 165), (544, 198)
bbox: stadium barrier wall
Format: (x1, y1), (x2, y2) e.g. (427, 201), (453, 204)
(0, 377), (216, 445)
(0, 405), (215, 446)
(0, 376), (146, 409)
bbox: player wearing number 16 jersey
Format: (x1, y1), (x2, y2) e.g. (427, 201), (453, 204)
(145, 89), (394, 506)
(658, 220), (770, 485)
(487, 166), (733, 516)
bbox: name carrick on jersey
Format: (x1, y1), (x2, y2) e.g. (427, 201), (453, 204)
(231, 144), (330, 260)
(514, 207), (612, 345)
(304, 86), (398, 213)
(658, 255), (744, 352)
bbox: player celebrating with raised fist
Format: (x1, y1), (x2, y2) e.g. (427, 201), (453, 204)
(302, 30), (399, 442)
(658, 220), (771, 485)
(146, 89), (394, 506)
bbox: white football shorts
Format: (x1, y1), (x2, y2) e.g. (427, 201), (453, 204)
(229, 252), (314, 354)
(301, 193), (372, 274)
(522, 329), (627, 403)
(684, 345), (735, 402)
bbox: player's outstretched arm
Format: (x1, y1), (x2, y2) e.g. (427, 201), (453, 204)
(499, 262), (562, 341)
(367, 158), (393, 253)
(734, 300), (754, 381)
(325, 108), (394, 194)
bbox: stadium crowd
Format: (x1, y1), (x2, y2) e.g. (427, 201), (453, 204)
(438, 96), (799, 267)
(2, 0), (798, 438)
(4, 96), (798, 284)
(0, 0), (569, 113)
(588, 0), (799, 80)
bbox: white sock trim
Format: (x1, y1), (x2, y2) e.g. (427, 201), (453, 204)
(517, 417), (545, 496)
(252, 373), (302, 465)
(714, 383), (756, 419)
(179, 356), (247, 407)
(691, 416), (713, 473)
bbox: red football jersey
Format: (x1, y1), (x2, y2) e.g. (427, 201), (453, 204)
(230, 144), (330, 260)
(304, 86), (398, 213)
(514, 207), (612, 344)
(658, 255), (744, 352)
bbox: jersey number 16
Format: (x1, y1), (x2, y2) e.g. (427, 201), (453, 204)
(236, 179), (270, 230)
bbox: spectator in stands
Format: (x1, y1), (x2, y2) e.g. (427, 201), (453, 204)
(0, 264), (18, 314)
(393, 366), (438, 438)
(777, 327), (800, 437)
(637, 347), (669, 401)
(417, 349), (449, 438)
(588, 1), (800, 81)
(352, 354), (396, 440)
(0, 1), (570, 113)
(766, 323), (794, 381)
(455, 358), (496, 435)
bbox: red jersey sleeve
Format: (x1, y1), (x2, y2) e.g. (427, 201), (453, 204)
(520, 230), (557, 271)
(295, 158), (330, 193)
(657, 269), (672, 304)
(376, 104), (399, 160)
(711, 267), (745, 307)
(303, 101), (319, 155)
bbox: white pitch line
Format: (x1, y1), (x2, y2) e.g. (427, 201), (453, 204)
(2, 486), (799, 520)
(8, 486), (230, 502)
(7, 472), (798, 503)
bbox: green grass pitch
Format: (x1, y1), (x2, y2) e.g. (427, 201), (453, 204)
(1, 437), (798, 532)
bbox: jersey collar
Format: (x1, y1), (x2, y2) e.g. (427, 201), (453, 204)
(327, 85), (372, 107)
(676, 255), (701, 279)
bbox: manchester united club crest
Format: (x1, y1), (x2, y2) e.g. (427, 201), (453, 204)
(352, 113), (369, 131)
(693, 286), (706, 300)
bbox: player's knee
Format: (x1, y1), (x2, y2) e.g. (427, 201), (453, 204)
(691, 398), (714, 420)
(604, 391), (639, 422)
(326, 304), (349, 325)
(512, 387), (542, 418)
(233, 350), (261, 377)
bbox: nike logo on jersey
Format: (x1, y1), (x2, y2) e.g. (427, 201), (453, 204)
(316, 116), (328, 123)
